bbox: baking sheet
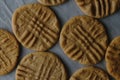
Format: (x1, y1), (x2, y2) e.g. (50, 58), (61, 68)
(0, 0), (120, 80)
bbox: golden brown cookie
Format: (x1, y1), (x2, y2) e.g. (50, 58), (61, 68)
(12, 3), (60, 51)
(75, 0), (120, 18)
(106, 36), (120, 80)
(0, 29), (19, 75)
(60, 16), (108, 65)
(16, 52), (67, 80)
(38, 0), (66, 6)
(70, 66), (109, 80)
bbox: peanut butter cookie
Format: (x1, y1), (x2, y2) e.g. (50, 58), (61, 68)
(75, 0), (120, 18)
(16, 52), (67, 80)
(0, 29), (19, 75)
(70, 66), (109, 80)
(12, 3), (60, 51)
(38, 0), (66, 6)
(60, 16), (108, 65)
(106, 36), (120, 80)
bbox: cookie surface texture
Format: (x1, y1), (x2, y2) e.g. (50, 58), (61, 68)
(60, 16), (108, 65)
(75, 0), (120, 18)
(16, 52), (67, 80)
(106, 37), (120, 80)
(12, 3), (60, 51)
(38, 0), (66, 6)
(70, 66), (109, 80)
(0, 29), (19, 75)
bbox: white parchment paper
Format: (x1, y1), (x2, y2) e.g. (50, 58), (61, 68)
(0, 0), (120, 80)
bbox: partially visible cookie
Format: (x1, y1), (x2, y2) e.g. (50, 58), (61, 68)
(70, 66), (109, 80)
(60, 16), (108, 65)
(0, 29), (19, 75)
(106, 36), (120, 80)
(16, 52), (67, 80)
(75, 0), (120, 18)
(38, 0), (66, 6)
(12, 3), (60, 51)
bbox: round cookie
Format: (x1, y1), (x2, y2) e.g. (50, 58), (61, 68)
(12, 3), (60, 51)
(75, 0), (120, 18)
(16, 52), (67, 80)
(106, 36), (120, 80)
(0, 29), (19, 75)
(70, 66), (109, 80)
(60, 16), (108, 65)
(38, 0), (66, 6)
